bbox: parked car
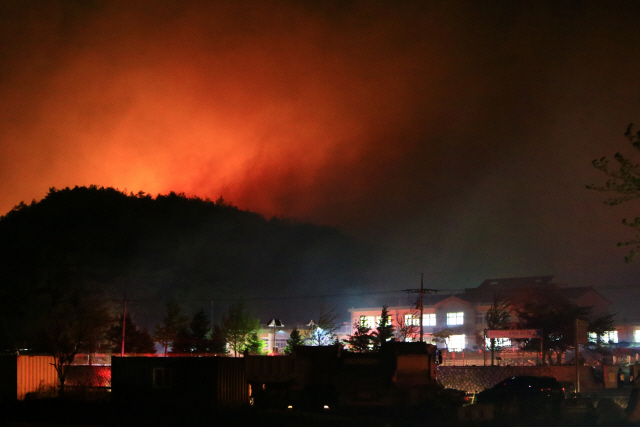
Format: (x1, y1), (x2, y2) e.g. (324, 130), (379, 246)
(475, 376), (565, 420)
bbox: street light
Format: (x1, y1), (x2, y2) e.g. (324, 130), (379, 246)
(268, 319), (284, 354)
(307, 320), (316, 344)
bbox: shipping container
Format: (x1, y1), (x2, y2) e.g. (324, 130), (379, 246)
(0, 355), (57, 400)
(111, 356), (248, 408)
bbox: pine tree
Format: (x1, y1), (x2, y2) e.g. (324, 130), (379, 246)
(245, 330), (265, 355)
(283, 328), (305, 354)
(190, 309), (212, 353)
(346, 317), (374, 353)
(108, 313), (156, 354)
(373, 305), (395, 350)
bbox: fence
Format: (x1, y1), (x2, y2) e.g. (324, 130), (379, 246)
(440, 349), (543, 367)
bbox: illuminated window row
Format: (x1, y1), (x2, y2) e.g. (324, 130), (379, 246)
(359, 315), (392, 329)
(404, 313), (436, 326)
(359, 311), (465, 329)
(589, 331), (618, 344)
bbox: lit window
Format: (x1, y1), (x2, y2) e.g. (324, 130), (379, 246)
(153, 368), (172, 388)
(376, 315), (393, 327)
(423, 313), (436, 326)
(605, 330), (618, 343)
(449, 334), (466, 351)
(404, 314), (419, 326)
(635, 330), (640, 342)
(359, 316), (376, 328)
(447, 312), (464, 326)
(589, 331), (618, 344)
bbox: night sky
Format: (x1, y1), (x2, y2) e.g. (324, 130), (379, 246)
(2, 1), (640, 314)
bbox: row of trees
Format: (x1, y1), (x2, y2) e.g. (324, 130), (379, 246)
(106, 302), (343, 358)
(471, 292), (614, 366)
(107, 302), (265, 357)
(345, 305), (395, 352)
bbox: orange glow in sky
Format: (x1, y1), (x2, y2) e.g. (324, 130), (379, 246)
(3, 1), (640, 291)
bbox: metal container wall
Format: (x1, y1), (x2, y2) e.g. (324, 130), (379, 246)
(17, 356), (57, 399)
(245, 355), (294, 383)
(112, 356), (249, 407)
(216, 357), (248, 406)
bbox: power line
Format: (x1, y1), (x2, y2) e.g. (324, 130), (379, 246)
(112, 289), (412, 304)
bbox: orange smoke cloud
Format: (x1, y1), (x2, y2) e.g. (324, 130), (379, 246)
(0, 1), (461, 230)
(4, 0), (640, 294)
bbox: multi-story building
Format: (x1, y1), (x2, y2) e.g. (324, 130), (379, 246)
(348, 276), (614, 351)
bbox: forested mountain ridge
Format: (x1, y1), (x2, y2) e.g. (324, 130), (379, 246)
(0, 186), (375, 340)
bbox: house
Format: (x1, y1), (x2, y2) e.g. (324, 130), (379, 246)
(349, 276), (614, 351)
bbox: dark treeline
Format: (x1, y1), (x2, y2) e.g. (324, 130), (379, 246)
(0, 185), (375, 347)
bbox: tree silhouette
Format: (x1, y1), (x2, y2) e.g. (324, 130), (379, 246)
(32, 286), (111, 394)
(372, 305), (395, 349)
(107, 313), (156, 354)
(484, 293), (511, 366)
(153, 302), (188, 356)
(588, 124), (640, 261)
(283, 328), (305, 354)
(220, 302), (260, 357)
(245, 330), (265, 355)
(432, 328), (455, 350)
(395, 311), (419, 342)
(346, 317), (374, 353)
(516, 292), (614, 365)
(306, 304), (339, 346)
(189, 308), (212, 353)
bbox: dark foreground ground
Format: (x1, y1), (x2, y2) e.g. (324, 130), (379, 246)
(2, 399), (455, 427)
(3, 392), (640, 427)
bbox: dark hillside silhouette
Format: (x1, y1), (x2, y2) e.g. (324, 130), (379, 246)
(0, 186), (374, 347)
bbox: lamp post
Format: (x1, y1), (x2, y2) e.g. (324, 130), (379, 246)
(307, 320), (316, 345)
(268, 319), (284, 354)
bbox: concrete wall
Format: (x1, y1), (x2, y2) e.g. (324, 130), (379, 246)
(437, 365), (600, 393)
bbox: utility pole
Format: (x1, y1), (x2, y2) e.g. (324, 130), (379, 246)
(210, 300), (214, 333)
(575, 319), (589, 394)
(121, 289), (127, 358)
(404, 273), (438, 343)
(116, 284), (138, 358)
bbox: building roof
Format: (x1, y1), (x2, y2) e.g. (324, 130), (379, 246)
(350, 276), (611, 313)
(469, 276), (555, 292)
